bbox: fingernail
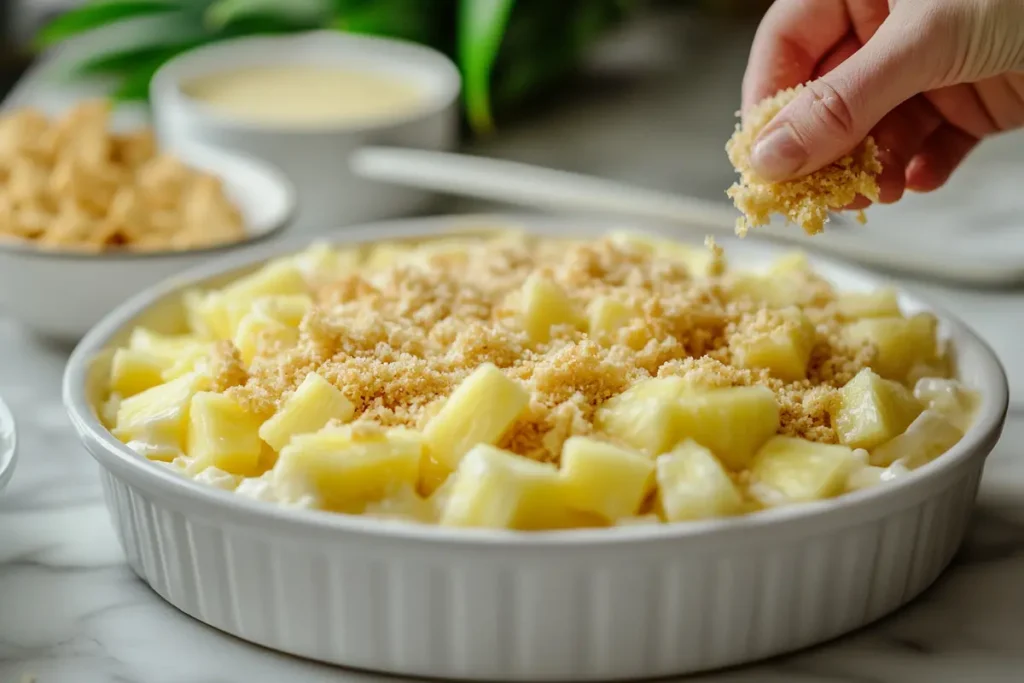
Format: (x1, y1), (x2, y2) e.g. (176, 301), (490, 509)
(750, 123), (807, 181)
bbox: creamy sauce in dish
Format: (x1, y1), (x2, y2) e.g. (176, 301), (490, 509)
(182, 65), (425, 126)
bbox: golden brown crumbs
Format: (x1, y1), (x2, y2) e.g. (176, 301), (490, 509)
(725, 84), (882, 236)
(229, 235), (872, 462)
(209, 341), (248, 393)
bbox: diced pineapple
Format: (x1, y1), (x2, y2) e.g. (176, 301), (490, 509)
(673, 386), (780, 470)
(655, 440), (745, 521)
(594, 377), (696, 456)
(560, 437), (655, 521)
(870, 409), (963, 468)
(731, 307), (816, 381)
(751, 435), (860, 502)
(422, 363), (529, 482)
(836, 288), (901, 320)
(438, 444), (561, 529)
(199, 262), (309, 340)
(259, 372), (355, 452)
(128, 328), (206, 362)
(607, 231), (719, 277)
(113, 372), (210, 457)
(831, 368), (923, 450)
(183, 290), (232, 340)
(913, 377), (977, 431)
(587, 296), (636, 339)
(160, 343), (216, 382)
(519, 273), (582, 343)
(363, 485), (435, 524)
(188, 392), (265, 475)
(232, 296), (311, 366)
(616, 514), (663, 527)
(845, 313), (939, 380)
(767, 251), (812, 276)
(845, 461), (909, 491)
(364, 243), (413, 269)
(273, 425), (423, 512)
(292, 242), (360, 287)
(110, 348), (169, 397)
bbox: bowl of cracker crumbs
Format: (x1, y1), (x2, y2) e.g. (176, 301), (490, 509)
(0, 100), (296, 341)
(63, 214), (1007, 681)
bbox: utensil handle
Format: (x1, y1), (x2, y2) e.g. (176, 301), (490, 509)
(351, 146), (740, 234)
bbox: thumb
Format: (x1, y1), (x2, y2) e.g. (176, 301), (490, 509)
(749, 13), (937, 181)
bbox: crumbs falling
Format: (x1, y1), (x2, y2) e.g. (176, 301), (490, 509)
(726, 84), (882, 236)
(219, 233), (871, 463)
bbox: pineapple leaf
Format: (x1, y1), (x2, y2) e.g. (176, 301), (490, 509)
(36, 0), (180, 48)
(112, 58), (171, 101)
(204, 0), (333, 31)
(458, 0), (516, 135)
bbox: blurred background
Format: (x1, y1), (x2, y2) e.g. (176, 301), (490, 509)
(0, 0), (774, 204)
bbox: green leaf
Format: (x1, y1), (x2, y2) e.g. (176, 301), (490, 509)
(205, 0), (332, 31)
(330, 0), (447, 44)
(458, 0), (516, 135)
(36, 0), (180, 48)
(111, 58), (168, 101)
(74, 40), (208, 75)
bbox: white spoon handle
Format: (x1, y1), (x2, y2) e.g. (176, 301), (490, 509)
(351, 146), (740, 234)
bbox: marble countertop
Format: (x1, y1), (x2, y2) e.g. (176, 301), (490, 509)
(3, 12), (1024, 683)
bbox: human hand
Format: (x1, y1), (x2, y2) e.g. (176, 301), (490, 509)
(743, 0), (1024, 206)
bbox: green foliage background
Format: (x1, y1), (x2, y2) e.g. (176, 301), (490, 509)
(38, 0), (645, 134)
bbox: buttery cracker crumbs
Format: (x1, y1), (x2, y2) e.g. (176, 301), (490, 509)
(725, 84), (882, 236)
(228, 234), (871, 463)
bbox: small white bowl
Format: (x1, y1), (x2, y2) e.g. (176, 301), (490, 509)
(0, 143), (295, 342)
(150, 31), (462, 234)
(63, 215), (1009, 681)
(0, 394), (16, 493)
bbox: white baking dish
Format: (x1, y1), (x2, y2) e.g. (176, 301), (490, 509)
(0, 393), (16, 493)
(62, 215), (1009, 681)
(150, 31), (461, 234)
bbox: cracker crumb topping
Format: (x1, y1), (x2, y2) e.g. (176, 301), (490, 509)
(725, 84), (882, 236)
(223, 234), (871, 462)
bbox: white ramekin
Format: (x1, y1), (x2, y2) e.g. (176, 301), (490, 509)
(0, 143), (295, 342)
(0, 394), (16, 493)
(150, 31), (462, 235)
(63, 215), (1009, 681)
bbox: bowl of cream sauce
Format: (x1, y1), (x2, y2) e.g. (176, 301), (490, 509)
(151, 31), (461, 234)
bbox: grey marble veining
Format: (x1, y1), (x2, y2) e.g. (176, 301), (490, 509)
(3, 11), (1024, 683)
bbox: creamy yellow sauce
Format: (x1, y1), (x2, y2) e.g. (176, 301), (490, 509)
(183, 65), (425, 126)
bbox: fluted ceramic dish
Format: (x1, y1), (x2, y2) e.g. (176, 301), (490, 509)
(63, 215), (1009, 682)
(0, 394), (16, 493)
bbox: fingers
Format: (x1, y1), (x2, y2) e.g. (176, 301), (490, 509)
(869, 96), (943, 203)
(924, 84), (1000, 139)
(749, 7), (942, 181)
(905, 125), (980, 192)
(741, 0), (850, 114)
(973, 75), (1024, 131)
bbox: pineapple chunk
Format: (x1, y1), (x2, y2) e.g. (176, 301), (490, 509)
(731, 307), (816, 381)
(183, 290), (232, 340)
(845, 313), (938, 380)
(292, 242), (360, 287)
(438, 444), (561, 529)
(913, 377), (977, 431)
(673, 386), (780, 470)
(273, 425), (423, 512)
(113, 372), (210, 457)
(594, 377), (695, 456)
(832, 368), (923, 450)
(188, 392), (265, 476)
(519, 273), (582, 343)
(616, 514), (663, 527)
(201, 262), (310, 340)
(871, 410), (963, 469)
(607, 231), (719, 277)
(128, 328), (206, 362)
(587, 296), (636, 339)
(751, 436), (860, 502)
(836, 288), (901, 320)
(560, 436), (654, 521)
(110, 348), (169, 397)
(232, 296), (311, 365)
(655, 440), (745, 521)
(259, 372), (355, 452)
(422, 363), (529, 477)
(363, 485), (435, 524)
(845, 461), (909, 491)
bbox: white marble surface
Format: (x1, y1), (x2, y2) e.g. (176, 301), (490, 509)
(3, 12), (1024, 683)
